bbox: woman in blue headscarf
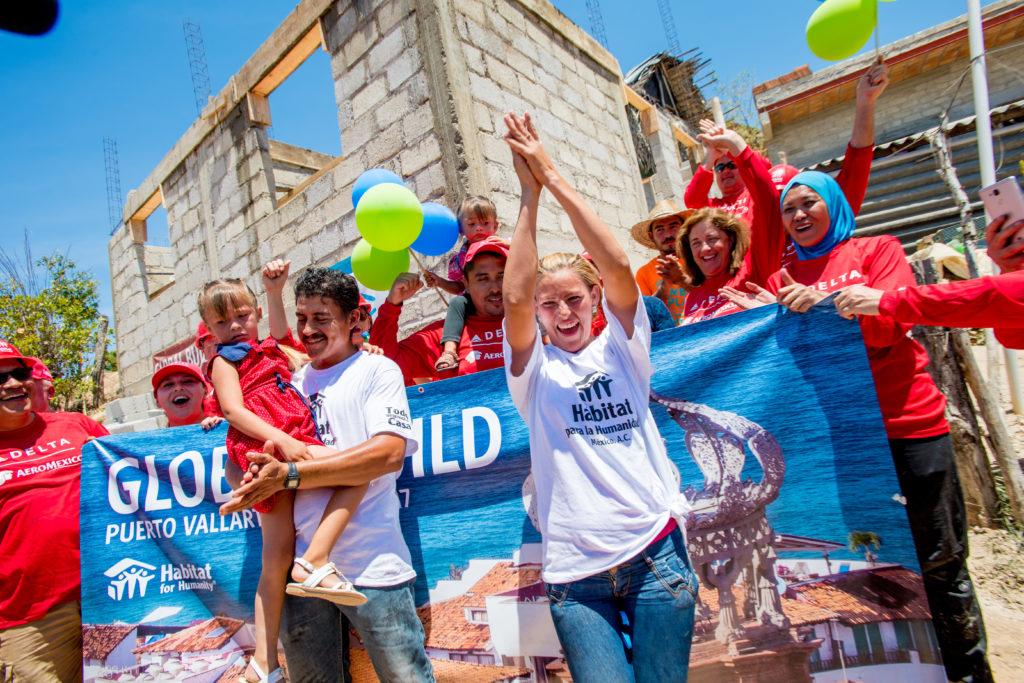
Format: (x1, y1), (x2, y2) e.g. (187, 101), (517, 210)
(764, 171), (993, 683)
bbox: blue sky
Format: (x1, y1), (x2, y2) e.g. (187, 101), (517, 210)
(0, 0), (997, 320)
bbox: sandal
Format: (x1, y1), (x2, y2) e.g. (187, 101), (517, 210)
(286, 558), (368, 606)
(238, 658), (283, 683)
(434, 349), (459, 372)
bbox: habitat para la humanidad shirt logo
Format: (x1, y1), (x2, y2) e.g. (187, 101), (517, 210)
(104, 558), (216, 601)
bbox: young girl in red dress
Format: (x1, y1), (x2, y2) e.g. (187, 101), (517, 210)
(199, 260), (366, 683)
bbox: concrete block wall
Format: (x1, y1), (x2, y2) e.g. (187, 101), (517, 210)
(646, 106), (692, 208)
(453, 0), (647, 258)
(765, 41), (1024, 168)
(109, 0), (649, 399)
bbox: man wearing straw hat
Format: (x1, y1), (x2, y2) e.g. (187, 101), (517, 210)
(631, 200), (694, 323)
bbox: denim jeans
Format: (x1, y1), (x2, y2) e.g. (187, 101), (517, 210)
(280, 579), (435, 683)
(545, 528), (697, 683)
(889, 435), (993, 683)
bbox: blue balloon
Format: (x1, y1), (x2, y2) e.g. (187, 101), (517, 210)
(410, 202), (460, 256)
(329, 256), (353, 274)
(352, 168), (405, 208)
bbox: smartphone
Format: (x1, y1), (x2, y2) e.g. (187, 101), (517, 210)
(980, 177), (1024, 227)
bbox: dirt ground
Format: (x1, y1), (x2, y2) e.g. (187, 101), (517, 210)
(969, 347), (1024, 682)
(970, 526), (1024, 682)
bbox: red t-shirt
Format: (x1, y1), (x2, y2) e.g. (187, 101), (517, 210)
(766, 236), (949, 440)
(878, 270), (1024, 349)
(680, 144), (876, 327)
(0, 411), (108, 629)
(370, 300), (506, 386)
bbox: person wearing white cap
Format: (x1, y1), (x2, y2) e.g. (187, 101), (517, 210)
(0, 339), (108, 681)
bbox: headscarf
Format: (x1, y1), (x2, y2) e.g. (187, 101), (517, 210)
(780, 171), (855, 260)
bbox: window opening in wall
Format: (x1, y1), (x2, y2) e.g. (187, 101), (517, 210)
(247, 23), (343, 207)
(127, 187), (175, 299)
(145, 205), (171, 248)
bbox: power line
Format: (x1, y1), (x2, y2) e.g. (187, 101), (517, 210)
(103, 137), (122, 234)
(585, 0), (609, 49)
(657, 0), (680, 56)
(183, 20), (211, 116)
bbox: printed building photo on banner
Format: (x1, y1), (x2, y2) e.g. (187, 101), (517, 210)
(80, 304), (945, 682)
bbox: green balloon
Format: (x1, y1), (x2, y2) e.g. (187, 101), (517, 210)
(350, 239), (410, 291)
(806, 0), (877, 62)
(354, 182), (424, 252)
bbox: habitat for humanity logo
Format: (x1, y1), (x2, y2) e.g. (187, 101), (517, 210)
(104, 558), (216, 601)
(105, 558), (157, 600)
(0, 470), (12, 486)
(575, 372), (614, 402)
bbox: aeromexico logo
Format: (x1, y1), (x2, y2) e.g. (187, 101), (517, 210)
(571, 372), (634, 422)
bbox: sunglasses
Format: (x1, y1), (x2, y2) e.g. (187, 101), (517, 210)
(714, 161), (737, 172)
(0, 366), (32, 384)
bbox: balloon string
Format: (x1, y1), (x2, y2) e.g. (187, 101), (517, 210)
(874, 1), (881, 58)
(409, 251), (450, 307)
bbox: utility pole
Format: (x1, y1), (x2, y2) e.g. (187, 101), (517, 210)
(967, 0), (1023, 414)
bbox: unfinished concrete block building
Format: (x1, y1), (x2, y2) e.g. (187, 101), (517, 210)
(108, 0), (700, 402)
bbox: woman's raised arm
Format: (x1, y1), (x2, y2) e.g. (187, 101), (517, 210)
(505, 112), (639, 335)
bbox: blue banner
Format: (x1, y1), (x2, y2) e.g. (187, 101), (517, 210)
(81, 305), (941, 682)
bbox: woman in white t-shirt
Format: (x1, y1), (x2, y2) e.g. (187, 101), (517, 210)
(501, 112), (697, 682)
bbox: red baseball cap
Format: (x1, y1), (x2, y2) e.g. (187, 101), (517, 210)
(0, 340), (37, 369)
(770, 164), (800, 192)
(358, 295), (372, 313)
(194, 322), (214, 349)
(28, 358), (53, 382)
(151, 362), (206, 394)
(462, 236), (510, 272)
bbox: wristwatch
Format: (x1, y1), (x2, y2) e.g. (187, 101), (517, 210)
(284, 462), (301, 490)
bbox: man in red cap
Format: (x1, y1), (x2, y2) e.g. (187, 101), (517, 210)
(371, 237), (507, 385)
(684, 58), (889, 226)
(0, 340), (108, 680)
(152, 362), (222, 428)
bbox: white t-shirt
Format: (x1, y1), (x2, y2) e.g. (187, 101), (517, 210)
(503, 298), (684, 584)
(291, 352), (418, 587)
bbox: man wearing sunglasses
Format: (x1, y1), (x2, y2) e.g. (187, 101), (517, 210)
(684, 58), (889, 230)
(0, 339), (108, 681)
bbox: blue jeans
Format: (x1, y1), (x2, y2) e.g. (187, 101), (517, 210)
(545, 528), (697, 683)
(280, 579), (435, 683)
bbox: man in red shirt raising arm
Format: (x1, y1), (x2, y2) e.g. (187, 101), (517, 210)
(371, 237), (509, 385)
(0, 340), (108, 681)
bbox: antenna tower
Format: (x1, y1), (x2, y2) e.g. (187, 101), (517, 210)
(183, 21), (212, 116)
(103, 137), (123, 234)
(657, 0), (681, 55)
(585, 0), (609, 48)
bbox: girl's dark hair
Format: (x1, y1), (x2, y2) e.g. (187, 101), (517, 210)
(674, 208), (751, 287)
(294, 268), (360, 314)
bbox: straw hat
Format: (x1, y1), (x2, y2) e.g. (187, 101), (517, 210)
(629, 200), (694, 250)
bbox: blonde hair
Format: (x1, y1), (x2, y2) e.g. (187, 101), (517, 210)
(457, 196), (497, 229)
(197, 279), (258, 323)
(674, 208), (751, 287)
(537, 252), (601, 290)
(277, 344), (309, 373)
